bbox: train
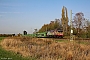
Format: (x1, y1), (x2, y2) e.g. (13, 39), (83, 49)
(23, 29), (64, 38)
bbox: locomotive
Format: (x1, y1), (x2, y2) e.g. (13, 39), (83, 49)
(36, 29), (63, 38)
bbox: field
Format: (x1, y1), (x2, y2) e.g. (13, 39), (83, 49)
(0, 37), (35, 60)
(0, 37), (90, 60)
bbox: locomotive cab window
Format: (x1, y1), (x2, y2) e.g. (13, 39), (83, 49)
(58, 30), (63, 32)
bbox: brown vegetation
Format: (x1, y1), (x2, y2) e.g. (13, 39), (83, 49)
(0, 37), (90, 60)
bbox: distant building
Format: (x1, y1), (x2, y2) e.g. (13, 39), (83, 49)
(23, 31), (27, 35)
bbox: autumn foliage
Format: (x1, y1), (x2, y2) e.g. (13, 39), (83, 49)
(39, 19), (62, 32)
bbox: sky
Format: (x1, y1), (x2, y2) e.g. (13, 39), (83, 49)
(0, 0), (90, 34)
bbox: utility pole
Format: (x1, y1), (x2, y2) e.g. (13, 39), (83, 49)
(70, 10), (73, 41)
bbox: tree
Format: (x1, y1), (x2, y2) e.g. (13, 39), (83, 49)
(86, 19), (90, 38)
(39, 19), (62, 32)
(39, 24), (48, 32)
(54, 19), (61, 29)
(61, 6), (69, 35)
(33, 29), (38, 33)
(73, 12), (86, 37)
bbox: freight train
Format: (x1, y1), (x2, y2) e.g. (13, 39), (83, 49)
(23, 29), (63, 38)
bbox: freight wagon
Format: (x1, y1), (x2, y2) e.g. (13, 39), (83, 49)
(23, 29), (63, 38)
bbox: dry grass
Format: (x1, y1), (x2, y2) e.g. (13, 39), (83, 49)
(0, 37), (90, 60)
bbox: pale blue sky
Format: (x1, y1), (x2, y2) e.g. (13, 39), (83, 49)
(0, 0), (90, 34)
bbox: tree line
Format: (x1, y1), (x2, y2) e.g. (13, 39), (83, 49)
(38, 6), (90, 38)
(38, 19), (62, 32)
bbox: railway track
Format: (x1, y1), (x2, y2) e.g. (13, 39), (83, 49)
(36, 37), (90, 41)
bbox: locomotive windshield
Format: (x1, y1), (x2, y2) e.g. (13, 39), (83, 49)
(58, 30), (63, 32)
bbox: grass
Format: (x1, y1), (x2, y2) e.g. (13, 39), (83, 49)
(76, 40), (90, 45)
(0, 37), (5, 42)
(0, 37), (90, 60)
(0, 37), (36, 60)
(55, 39), (68, 42)
(55, 39), (90, 45)
(0, 46), (34, 60)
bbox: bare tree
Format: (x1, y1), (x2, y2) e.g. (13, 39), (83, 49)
(73, 12), (86, 36)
